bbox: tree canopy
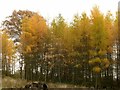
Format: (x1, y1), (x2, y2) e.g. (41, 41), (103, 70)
(1, 7), (120, 89)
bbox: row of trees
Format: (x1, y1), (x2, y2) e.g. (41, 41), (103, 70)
(1, 6), (120, 88)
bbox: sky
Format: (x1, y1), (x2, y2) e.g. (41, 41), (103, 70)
(0, 0), (119, 25)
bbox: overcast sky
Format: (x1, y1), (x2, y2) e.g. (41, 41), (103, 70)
(0, 0), (119, 25)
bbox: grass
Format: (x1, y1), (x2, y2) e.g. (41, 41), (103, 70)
(2, 77), (27, 88)
(47, 82), (81, 88)
(2, 77), (81, 88)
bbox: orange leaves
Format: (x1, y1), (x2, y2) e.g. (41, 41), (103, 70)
(21, 13), (47, 54)
(26, 46), (32, 53)
(22, 14), (47, 36)
(107, 46), (113, 53)
(28, 14), (47, 35)
(21, 32), (32, 44)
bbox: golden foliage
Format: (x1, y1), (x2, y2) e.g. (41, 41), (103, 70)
(2, 31), (15, 64)
(92, 66), (101, 73)
(89, 58), (101, 65)
(21, 13), (47, 54)
(102, 58), (110, 68)
(98, 50), (106, 56)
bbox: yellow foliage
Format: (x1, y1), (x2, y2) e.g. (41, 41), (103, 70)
(105, 64), (109, 68)
(2, 31), (15, 64)
(102, 58), (110, 68)
(98, 50), (106, 56)
(74, 64), (81, 68)
(107, 47), (113, 53)
(102, 58), (109, 64)
(92, 66), (101, 73)
(26, 46), (31, 53)
(89, 60), (94, 65)
(94, 58), (101, 63)
(21, 13), (47, 54)
(89, 58), (101, 65)
(89, 50), (97, 56)
(22, 14), (47, 36)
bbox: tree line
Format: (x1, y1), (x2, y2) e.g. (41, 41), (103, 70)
(1, 6), (120, 88)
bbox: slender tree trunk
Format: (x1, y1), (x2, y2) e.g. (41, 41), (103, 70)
(95, 73), (98, 90)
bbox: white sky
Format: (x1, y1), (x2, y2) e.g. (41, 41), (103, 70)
(0, 0), (119, 25)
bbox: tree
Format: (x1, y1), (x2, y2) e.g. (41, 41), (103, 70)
(114, 11), (120, 87)
(70, 13), (92, 85)
(89, 6), (111, 88)
(2, 10), (37, 41)
(2, 10), (37, 79)
(21, 13), (47, 80)
(1, 8), (119, 88)
(50, 14), (68, 82)
(2, 31), (15, 76)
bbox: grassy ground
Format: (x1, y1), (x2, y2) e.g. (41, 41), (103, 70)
(2, 77), (27, 88)
(2, 77), (81, 88)
(47, 82), (81, 88)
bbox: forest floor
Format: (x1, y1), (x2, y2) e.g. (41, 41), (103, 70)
(2, 77), (82, 88)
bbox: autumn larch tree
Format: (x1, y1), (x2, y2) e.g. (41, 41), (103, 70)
(21, 13), (47, 81)
(2, 31), (15, 77)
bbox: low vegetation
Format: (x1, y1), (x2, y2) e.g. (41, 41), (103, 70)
(2, 77), (27, 88)
(2, 77), (81, 88)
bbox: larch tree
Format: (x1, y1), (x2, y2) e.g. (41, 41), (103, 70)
(89, 6), (111, 88)
(2, 10), (37, 79)
(21, 13), (47, 81)
(50, 14), (68, 83)
(1, 8), (119, 88)
(2, 31), (15, 76)
(103, 11), (115, 87)
(2, 10), (37, 41)
(114, 11), (120, 87)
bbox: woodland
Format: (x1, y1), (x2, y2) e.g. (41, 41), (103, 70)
(1, 6), (120, 89)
